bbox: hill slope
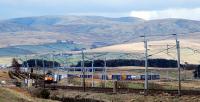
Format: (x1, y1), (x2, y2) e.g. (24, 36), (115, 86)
(0, 16), (200, 56)
(0, 41), (87, 57)
(0, 16), (200, 46)
(87, 38), (200, 64)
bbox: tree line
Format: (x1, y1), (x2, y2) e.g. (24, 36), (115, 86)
(73, 59), (178, 68)
(194, 65), (200, 78)
(13, 58), (200, 78)
(22, 59), (60, 68)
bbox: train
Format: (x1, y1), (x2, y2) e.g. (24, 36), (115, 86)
(140, 74), (160, 80)
(44, 71), (62, 84)
(56, 74), (160, 81)
(108, 74), (160, 80)
(44, 72), (54, 83)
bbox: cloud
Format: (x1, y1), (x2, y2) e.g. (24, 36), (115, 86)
(0, 0), (200, 19)
(130, 8), (200, 20)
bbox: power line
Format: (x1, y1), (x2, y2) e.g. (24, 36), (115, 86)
(148, 45), (176, 57)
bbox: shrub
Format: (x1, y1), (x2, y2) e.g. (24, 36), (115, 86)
(148, 83), (163, 89)
(15, 82), (22, 87)
(40, 89), (50, 99)
(29, 88), (50, 99)
(117, 81), (128, 88)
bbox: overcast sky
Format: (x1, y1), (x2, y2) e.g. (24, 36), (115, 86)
(0, 0), (199, 20)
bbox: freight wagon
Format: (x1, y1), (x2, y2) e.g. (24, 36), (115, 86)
(111, 75), (141, 80)
(80, 75), (92, 78)
(101, 74), (109, 80)
(126, 75), (139, 80)
(140, 74), (160, 80)
(112, 75), (121, 80)
(69, 74), (160, 80)
(67, 74), (79, 78)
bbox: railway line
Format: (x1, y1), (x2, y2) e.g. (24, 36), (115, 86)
(43, 85), (200, 95)
(8, 71), (200, 96)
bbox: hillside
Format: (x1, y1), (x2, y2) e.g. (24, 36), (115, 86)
(0, 87), (57, 102)
(0, 16), (200, 47)
(87, 38), (200, 64)
(0, 15), (200, 58)
(0, 41), (87, 57)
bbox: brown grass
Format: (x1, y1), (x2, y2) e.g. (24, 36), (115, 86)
(87, 39), (200, 64)
(0, 87), (58, 102)
(51, 89), (200, 102)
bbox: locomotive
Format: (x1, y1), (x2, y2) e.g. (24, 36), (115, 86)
(44, 71), (57, 84)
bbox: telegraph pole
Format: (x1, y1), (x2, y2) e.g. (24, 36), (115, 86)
(25, 55), (29, 72)
(42, 58), (45, 88)
(144, 36), (148, 95)
(174, 34), (181, 96)
(92, 59), (94, 87)
(104, 57), (107, 87)
(166, 44), (170, 81)
(34, 58), (38, 87)
(51, 54), (56, 88)
(65, 56), (69, 85)
(196, 61), (199, 79)
(52, 54), (55, 69)
(81, 50), (86, 92)
(25, 56), (29, 88)
(42, 58), (45, 76)
(141, 34), (148, 95)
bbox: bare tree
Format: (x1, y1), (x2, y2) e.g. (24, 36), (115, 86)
(12, 58), (21, 73)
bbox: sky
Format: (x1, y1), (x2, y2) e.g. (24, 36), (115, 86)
(0, 0), (200, 20)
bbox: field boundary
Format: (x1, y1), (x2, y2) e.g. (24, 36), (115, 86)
(43, 85), (200, 95)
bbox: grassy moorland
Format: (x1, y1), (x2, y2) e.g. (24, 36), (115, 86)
(51, 89), (200, 102)
(0, 69), (58, 102)
(0, 87), (58, 102)
(0, 57), (12, 65)
(88, 39), (200, 64)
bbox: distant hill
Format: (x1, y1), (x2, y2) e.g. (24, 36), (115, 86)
(0, 41), (87, 57)
(0, 16), (144, 32)
(0, 15), (200, 56)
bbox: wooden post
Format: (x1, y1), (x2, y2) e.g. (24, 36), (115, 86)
(113, 81), (117, 93)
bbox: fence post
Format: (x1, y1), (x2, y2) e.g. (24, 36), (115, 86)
(113, 81), (117, 93)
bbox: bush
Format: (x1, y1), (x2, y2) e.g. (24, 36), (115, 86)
(194, 65), (200, 79)
(15, 82), (22, 87)
(99, 81), (106, 88)
(68, 78), (81, 86)
(117, 81), (128, 88)
(40, 89), (50, 99)
(29, 88), (50, 99)
(148, 83), (163, 89)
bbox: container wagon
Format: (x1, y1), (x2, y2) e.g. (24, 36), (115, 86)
(80, 75), (92, 78)
(140, 74), (160, 80)
(101, 74), (108, 80)
(112, 75), (121, 80)
(67, 74), (79, 78)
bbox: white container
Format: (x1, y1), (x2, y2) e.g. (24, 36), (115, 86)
(131, 75), (137, 79)
(54, 74), (57, 81)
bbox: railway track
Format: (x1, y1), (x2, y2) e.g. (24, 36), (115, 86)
(43, 85), (200, 95)
(8, 71), (200, 95)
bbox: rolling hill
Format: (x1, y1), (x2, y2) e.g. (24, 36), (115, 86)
(0, 15), (200, 60)
(87, 38), (200, 64)
(0, 41), (87, 57)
